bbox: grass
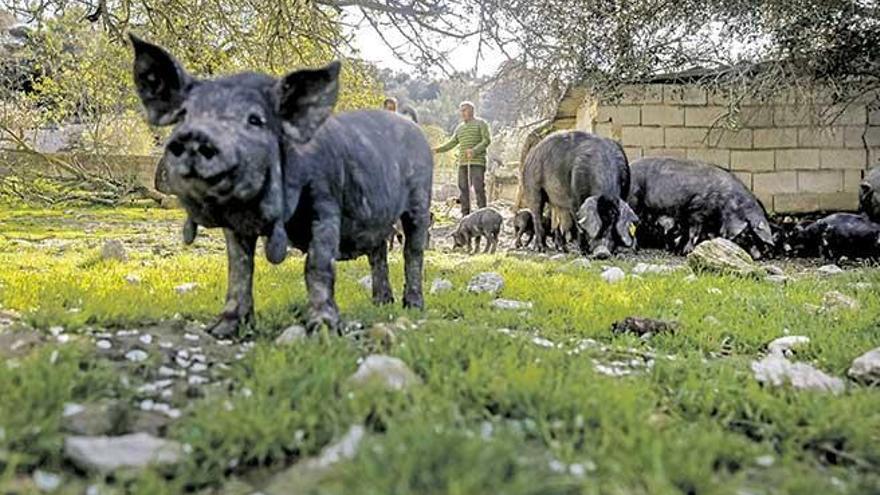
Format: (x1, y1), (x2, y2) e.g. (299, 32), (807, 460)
(1, 205), (879, 494)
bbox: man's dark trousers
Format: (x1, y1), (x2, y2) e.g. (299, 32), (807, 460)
(458, 164), (486, 216)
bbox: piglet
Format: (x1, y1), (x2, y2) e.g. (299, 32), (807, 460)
(786, 213), (880, 261)
(451, 207), (503, 254)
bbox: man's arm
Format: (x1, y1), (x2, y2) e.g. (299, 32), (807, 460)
(471, 120), (491, 154)
(434, 130), (458, 153)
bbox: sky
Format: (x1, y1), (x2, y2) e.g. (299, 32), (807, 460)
(344, 9), (508, 77)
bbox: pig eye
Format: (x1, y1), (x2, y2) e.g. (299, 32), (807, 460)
(247, 114), (265, 127)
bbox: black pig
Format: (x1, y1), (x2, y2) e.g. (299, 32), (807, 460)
(451, 207), (503, 254)
(130, 36), (433, 337)
(785, 213), (880, 260)
(520, 130), (637, 259)
(628, 157), (774, 258)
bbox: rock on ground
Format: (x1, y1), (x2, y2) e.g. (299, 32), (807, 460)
(358, 276), (372, 292)
(429, 278), (453, 294)
(848, 347), (880, 383)
(174, 283), (198, 295)
(491, 299), (533, 310)
(817, 264), (844, 276)
(100, 240), (127, 262)
(275, 325), (307, 345)
(601, 267), (626, 283)
(467, 272), (504, 294)
(767, 336), (810, 357)
(821, 291), (859, 312)
(61, 400), (125, 436)
(64, 433), (183, 474)
(632, 262), (677, 275)
(348, 355), (421, 391)
(687, 238), (764, 277)
(751, 355), (844, 394)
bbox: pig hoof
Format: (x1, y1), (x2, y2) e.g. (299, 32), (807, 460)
(306, 307), (341, 336)
(183, 217), (198, 245)
(591, 246), (612, 260)
(265, 222), (288, 264)
(373, 293), (394, 305)
(206, 317), (242, 339)
(403, 294), (424, 310)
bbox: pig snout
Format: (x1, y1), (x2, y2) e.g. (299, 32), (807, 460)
(165, 126), (235, 184)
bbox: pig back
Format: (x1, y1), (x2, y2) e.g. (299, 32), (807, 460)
(629, 157), (743, 216)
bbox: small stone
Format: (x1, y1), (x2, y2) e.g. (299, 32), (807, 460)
(367, 323), (397, 350)
(101, 240), (127, 262)
(429, 278), (453, 294)
(348, 355), (421, 391)
(767, 336), (810, 357)
(765, 265), (785, 276)
(183, 333), (200, 342)
(174, 283), (198, 295)
(275, 325), (307, 345)
(62, 400), (124, 436)
(632, 262), (676, 275)
(467, 272), (505, 294)
(158, 366), (184, 378)
(138, 334), (153, 345)
(140, 399), (155, 411)
(703, 316), (721, 326)
(684, 274), (698, 283)
(600, 267), (625, 284)
(190, 363), (208, 373)
(549, 253), (567, 262)
(159, 341), (173, 349)
(313, 425), (366, 468)
(821, 291), (859, 312)
(755, 455), (775, 468)
(32, 470), (62, 492)
(64, 433), (183, 474)
(191, 354), (206, 363)
(124, 274), (142, 285)
(358, 276), (372, 292)
(765, 275), (789, 284)
(188, 375), (209, 386)
(751, 355), (844, 394)
(125, 350), (149, 363)
(848, 282), (874, 291)
(817, 264), (844, 276)
(491, 298), (533, 310)
(136, 380), (175, 395)
(531, 336), (555, 348)
(848, 347), (880, 383)
(569, 258), (591, 269)
(48, 326), (64, 337)
(95, 340), (111, 350)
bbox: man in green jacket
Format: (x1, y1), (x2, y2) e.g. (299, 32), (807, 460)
(433, 101), (491, 216)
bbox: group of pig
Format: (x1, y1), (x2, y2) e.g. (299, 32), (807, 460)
(130, 34), (880, 338)
(510, 130), (880, 261)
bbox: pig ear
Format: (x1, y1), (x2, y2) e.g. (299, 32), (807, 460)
(130, 34), (192, 126)
(615, 199), (639, 247)
(721, 215), (748, 239)
(276, 61), (341, 143)
(576, 197), (602, 238)
(749, 216), (775, 245)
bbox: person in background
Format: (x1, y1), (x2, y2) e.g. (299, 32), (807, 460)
(433, 101), (491, 215)
(383, 97), (398, 112)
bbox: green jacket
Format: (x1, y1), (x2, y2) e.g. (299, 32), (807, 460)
(435, 118), (491, 166)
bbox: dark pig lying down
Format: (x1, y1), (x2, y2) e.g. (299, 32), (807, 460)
(785, 213), (880, 260)
(451, 207), (503, 254)
(521, 130), (638, 258)
(627, 157), (774, 258)
(130, 36), (433, 337)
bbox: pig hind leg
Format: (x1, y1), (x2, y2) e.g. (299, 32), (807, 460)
(368, 241), (394, 305)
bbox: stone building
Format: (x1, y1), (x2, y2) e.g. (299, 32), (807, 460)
(549, 75), (880, 214)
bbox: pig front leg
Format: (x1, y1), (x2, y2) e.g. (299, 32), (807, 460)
(305, 205), (342, 334)
(368, 241), (394, 305)
(681, 223), (703, 254)
(207, 229), (257, 339)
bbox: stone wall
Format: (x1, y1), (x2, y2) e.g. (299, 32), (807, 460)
(553, 84), (880, 213)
